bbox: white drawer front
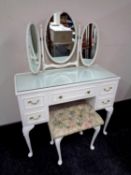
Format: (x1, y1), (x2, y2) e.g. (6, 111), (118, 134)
(51, 87), (95, 105)
(96, 96), (114, 109)
(100, 82), (117, 96)
(25, 110), (48, 125)
(23, 96), (44, 109)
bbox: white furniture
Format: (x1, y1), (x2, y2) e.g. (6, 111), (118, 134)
(48, 100), (104, 165)
(15, 64), (120, 158)
(50, 23), (72, 43)
(15, 12), (120, 165)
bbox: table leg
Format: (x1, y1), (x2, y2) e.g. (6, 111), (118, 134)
(103, 107), (113, 135)
(22, 125), (35, 157)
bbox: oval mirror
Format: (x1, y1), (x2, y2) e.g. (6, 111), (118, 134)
(45, 12), (77, 64)
(80, 23), (98, 66)
(26, 23), (41, 74)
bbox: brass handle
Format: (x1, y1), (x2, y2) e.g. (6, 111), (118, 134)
(29, 115), (41, 120)
(102, 100), (110, 104)
(87, 90), (91, 94)
(59, 95), (63, 99)
(104, 87), (112, 92)
(28, 99), (40, 105)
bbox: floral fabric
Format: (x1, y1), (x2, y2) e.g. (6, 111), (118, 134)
(48, 100), (104, 138)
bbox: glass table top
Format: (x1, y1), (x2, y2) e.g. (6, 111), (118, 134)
(15, 64), (118, 93)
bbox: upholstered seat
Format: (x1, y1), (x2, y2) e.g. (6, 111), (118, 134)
(48, 100), (104, 165)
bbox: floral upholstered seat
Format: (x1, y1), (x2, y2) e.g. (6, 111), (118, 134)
(48, 100), (104, 165)
(49, 100), (104, 139)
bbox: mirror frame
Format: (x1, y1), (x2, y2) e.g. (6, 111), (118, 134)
(44, 11), (78, 65)
(80, 23), (99, 67)
(26, 23), (41, 74)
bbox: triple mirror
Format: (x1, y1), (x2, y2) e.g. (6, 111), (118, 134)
(26, 12), (99, 73)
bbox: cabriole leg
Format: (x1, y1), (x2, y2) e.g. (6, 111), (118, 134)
(50, 135), (54, 145)
(22, 125), (34, 157)
(79, 131), (83, 135)
(54, 137), (63, 166)
(103, 107), (113, 135)
(90, 126), (101, 150)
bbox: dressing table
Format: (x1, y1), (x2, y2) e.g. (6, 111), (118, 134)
(14, 12), (120, 159)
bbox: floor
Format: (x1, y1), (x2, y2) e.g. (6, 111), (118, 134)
(0, 99), (131, 175)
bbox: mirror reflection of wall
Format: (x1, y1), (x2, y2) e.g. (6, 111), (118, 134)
(46, 12), (75, 60)
(82, 23), (97, 59)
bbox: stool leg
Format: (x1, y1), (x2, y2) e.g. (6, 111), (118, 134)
(54, 137), (63, 166)
(48, 126), (54, 145)
(79, 131), (83, 135)
(103, 107), (113, 135)
(90, 126), (100, 150)
(50, 135), (54, 145)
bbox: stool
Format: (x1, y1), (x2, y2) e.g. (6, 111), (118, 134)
(48, 100), (104, 165)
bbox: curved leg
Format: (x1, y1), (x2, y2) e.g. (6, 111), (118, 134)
(50, 135), (54, 145)
(54, 137), (63, 166)
(22, 125), (35, 157)
(48, 126), (54, 145)
(90, 126), (100, 150)
(103, 107), (113, 135)
(79, 131), (83, 135)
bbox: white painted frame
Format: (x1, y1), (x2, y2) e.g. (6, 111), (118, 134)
(40, 12), (79, 70)
(26, 23), (41, 74)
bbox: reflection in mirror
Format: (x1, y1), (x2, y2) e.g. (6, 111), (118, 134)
(45, 12), (77, 64)
(80, 23), (98, 66)
(26, 23), (41, 74)
(43, 68), (77, 87)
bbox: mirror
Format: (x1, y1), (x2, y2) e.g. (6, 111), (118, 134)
(80, 23), (98, 66)
(45, 12), (77, 64)
(26, 23), (41, 74)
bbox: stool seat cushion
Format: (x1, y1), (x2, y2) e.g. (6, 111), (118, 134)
(48, 100), (104, 138)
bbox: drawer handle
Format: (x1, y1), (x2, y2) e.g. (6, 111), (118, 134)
(102, 100), (110, 104)
(29, 115), (41, 120)
(58, 95), (63, 99)
(28, 99), (40, 105)
(104, 87), (112, 92)
(87, 90), (91, 94)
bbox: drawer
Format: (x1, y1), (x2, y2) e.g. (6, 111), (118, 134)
(100, 82), (117, 96)
(96, 96), (113, 109)
(51, 87), (95, 105)
(23, 96), (44, 109)
(25, 110), (48, 125)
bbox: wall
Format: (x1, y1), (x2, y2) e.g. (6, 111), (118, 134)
(0, 0), (131, 125)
